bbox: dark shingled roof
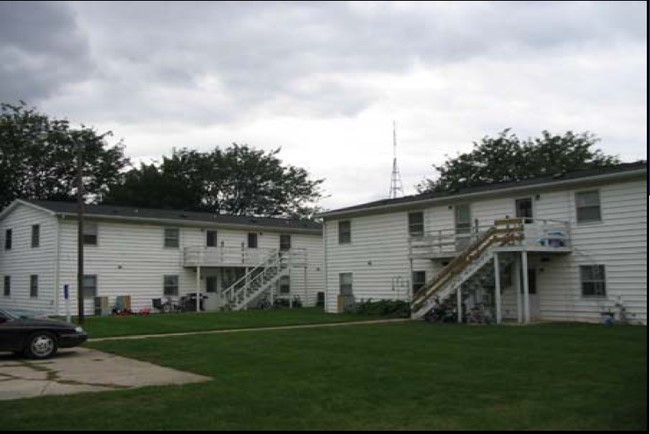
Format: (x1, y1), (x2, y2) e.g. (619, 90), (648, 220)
(26, 200), (322, 232)
(322, 161), (647, 217)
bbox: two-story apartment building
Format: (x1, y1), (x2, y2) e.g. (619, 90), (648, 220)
(0, 200), (324, 316)
(321, 162), (647, 325)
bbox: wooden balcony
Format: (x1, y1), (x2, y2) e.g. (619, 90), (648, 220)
(409, 219), (572, 260)
(183, 246), (307, 268)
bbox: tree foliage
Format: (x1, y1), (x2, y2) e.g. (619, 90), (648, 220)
(0, 102), (129, 209)
(103, 144), (324, 219)
(417, 129), (620, 193)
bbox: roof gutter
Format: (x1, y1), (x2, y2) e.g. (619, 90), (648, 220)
(54, 212), (323, 235)
(320, 168), (647, 220)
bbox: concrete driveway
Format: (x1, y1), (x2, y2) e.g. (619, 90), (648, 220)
(0, 347), (211, 401)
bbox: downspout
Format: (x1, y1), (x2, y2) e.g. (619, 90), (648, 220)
(323, 221), (328, 312)
(54, 215), (62, 316)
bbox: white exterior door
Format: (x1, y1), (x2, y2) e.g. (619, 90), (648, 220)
(204, 275), (220, 311)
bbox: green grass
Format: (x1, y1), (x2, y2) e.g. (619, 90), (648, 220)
(75, 307), (388, 338)
(0, 322), (646, 430)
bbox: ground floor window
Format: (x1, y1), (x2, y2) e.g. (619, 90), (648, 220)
(3, 275), (9, 297)
(279, 275), (290, 294)
(339, 273), (353, 296)
(580, 265), (606, 297)
(412, 271), (426, 294)
(30, 275), (38, 298)
(164, 275), (179, 296)
(83, 275), (97, 298)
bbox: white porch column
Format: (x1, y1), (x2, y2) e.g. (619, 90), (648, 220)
(515, 255), (522, 324)
(522, 251), (530, 324)
(493, 253), (502, 324)
(456, 286), (463, 323)
(196, 266), (201, 312)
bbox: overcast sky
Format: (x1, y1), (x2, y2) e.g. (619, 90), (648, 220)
(0, 1), (646, 210)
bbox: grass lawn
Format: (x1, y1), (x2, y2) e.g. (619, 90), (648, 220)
(75, 307), (390, 338)
(1, 322), (646, 430)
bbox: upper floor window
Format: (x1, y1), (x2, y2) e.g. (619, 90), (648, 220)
(338, 221), (351, 244)
(248, 232), (258, 249)
(31, 225), (40, 248)
(576, 191), (601, 223)
(455, 204), (471, 234)
(515, 198), (533, 224)
(84, 222), (98, 245)
(206, 230), (218, 247)
(408, 212), (424, 237)
(4, 229), (11, 250)
(580, 265), (606, 297)
(280, 234), (291, 251)
(164, 228), (180, 248)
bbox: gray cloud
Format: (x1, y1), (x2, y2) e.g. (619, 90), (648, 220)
(0, 1), (95, 103)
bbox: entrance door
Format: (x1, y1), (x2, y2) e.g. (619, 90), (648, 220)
(204, 275), (219, 311)
(520, 268), (539, 320)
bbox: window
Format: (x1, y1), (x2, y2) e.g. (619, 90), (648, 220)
(339, 273), (353, 296)
(455, 204), (471, 234)
(30, 275), (38, 298)
(280, 234), (291, 251)
(31, 225), (40, 248)
(412, 271), (426, 294)
(4, 229), (11, 250)
(408, 212), (424, 237)
(338, 221), (351, 244)
(279, 275), (291, 294)
(84, 222), (98, 245)
(83, 275), (97, 299)
(515, 198), (533, 223)
(206, 230), (217, 247)
(576, 191), (601, 223)
(164, 228), (180, 248)
(247, 232), (258, 249)
(3, 276), (10, 297)
(163, 275), (179, 296)
(580, 265), (606, 297)
(206, 276), (217, 293)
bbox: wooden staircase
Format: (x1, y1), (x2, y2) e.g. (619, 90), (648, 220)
(411, 218), (525, 319)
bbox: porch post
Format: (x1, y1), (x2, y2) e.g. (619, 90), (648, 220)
(515, 255), (522, 324)
(493, 253), (502, 324)
(522, 251), (530, 324)
(456, 286), (463, 323)
(196, 266), (201, 312)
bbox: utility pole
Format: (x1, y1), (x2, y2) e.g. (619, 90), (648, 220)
(76, 136), (85, 325)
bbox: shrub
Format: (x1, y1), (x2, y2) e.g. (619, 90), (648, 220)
(353, 299), (411, 318)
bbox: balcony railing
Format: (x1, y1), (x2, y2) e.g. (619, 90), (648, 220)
(409, 218), (571, 259)
(183, 246), (307, 267)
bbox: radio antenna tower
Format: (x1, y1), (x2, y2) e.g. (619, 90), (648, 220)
(388, 120), (404, 199)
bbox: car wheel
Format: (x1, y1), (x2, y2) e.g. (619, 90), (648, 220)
(24, 331), (58, 359)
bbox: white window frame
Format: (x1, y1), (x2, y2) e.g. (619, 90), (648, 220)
(339, 273), (353, 296)
(84, 222), (98, 246)
(408, 212), (424, 237)
(580, 265), (606, 298)
(164, 228), (180, 248)
(575, 190), (602, 224)
(83, 275), (97, 299)
(338, 221), (351, 244)
(164, 275), (179, 296)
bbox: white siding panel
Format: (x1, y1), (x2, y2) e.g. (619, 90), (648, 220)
(0, 204), (58, 313)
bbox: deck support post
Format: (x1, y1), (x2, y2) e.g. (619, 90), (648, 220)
(493, 253), (502, 324)
(515, 255), (522, 323)
(456, 286), (463, 323)
(522, 251), (530, 324)
(196, 266), (201, 312)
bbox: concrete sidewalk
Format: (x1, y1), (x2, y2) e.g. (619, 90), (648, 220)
(0, 348), (211, 401)
(89, 318), (411, 342)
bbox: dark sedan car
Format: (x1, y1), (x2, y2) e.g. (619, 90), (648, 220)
(0, 309), (88, 359)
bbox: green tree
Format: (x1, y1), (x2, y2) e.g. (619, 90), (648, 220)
(0, 102), (129, 209)
(103, 144), (324, 219)
(417, 129), (620, 193)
